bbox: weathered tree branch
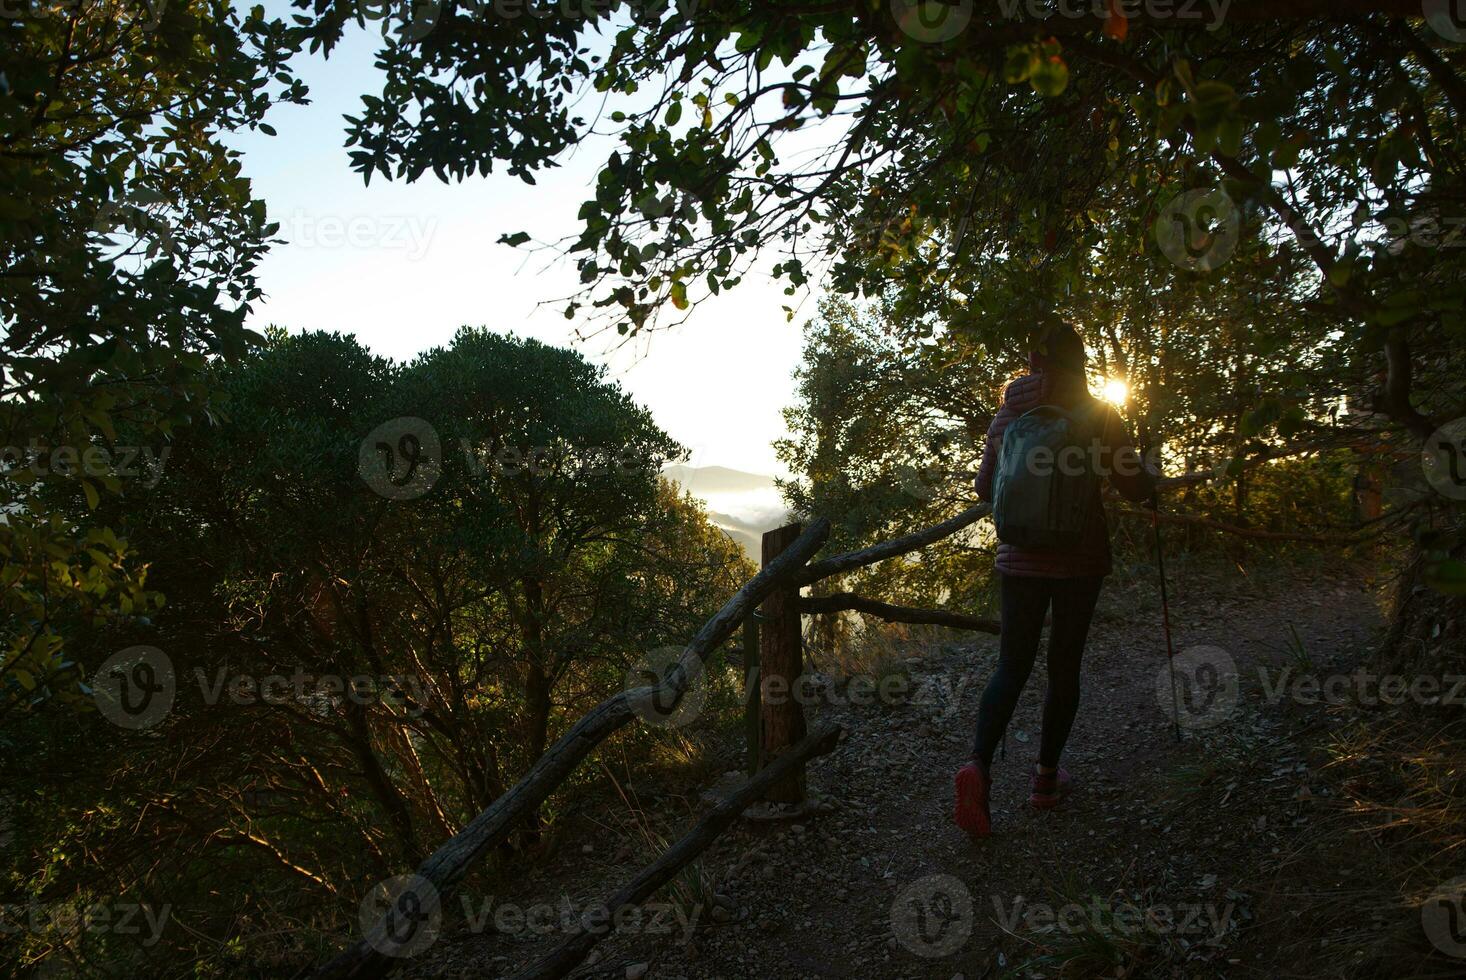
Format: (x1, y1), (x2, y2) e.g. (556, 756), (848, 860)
(510, 722), (844, 980)
(797, 593), (999, 634)
(1395, 20), (1466, 118)
(314, 519), (832, 980)
(796, 504), (992, 587)
(1375, 332), (1440, 440)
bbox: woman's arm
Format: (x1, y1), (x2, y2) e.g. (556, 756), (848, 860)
(1102, 406), (1158, 503)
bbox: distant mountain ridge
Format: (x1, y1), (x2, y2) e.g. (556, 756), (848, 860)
(706, 510), (763, 534)
(662, 464), (790, 561)
(662, 464), (779, 495)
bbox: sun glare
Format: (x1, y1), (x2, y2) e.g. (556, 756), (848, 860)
(1100, 378), (1129, 406)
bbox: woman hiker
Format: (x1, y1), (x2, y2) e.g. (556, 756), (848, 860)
(954, 321), (1157, 839)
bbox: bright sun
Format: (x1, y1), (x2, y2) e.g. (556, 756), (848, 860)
(1100, 378), (1129, 405)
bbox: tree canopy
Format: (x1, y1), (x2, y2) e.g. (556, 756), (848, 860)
(313, 4), (1454, 390)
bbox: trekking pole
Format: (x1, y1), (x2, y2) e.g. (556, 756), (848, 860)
(1150, 495), (1182, 744)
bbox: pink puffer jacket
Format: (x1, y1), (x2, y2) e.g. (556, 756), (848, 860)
(974, 360), (1155, 578)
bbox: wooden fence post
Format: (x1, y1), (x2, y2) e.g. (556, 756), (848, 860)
(759, 523), (807, 804)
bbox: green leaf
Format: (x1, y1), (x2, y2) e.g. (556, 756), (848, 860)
(1217, 117), (1244, 157)
(1003, 46), (1039, 84)
(1424, 560), (1466, 597)
(1194, 80), (1236, 108)
(734, 29), (761, 54)
(1030, 57), (1069, 97)
(1272, 136), (1302, 170)
(85, 409), (117, 442)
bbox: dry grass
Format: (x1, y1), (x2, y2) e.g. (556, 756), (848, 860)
(1245, 713), (1466, 978)
(818, 620), (964, 682)
(993, 874), (1180, 980)
(596, 763), (715, 923)
(1324, 717), (1466, 852)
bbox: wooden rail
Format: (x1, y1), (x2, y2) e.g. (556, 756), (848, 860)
(759, 523), (808, 803)
(315, 520), (832, 980)
(798, 593), (999, 633)
(795, 503), (991, 586)
(510, 723), (843, 980)
(316, 501), (999, 980)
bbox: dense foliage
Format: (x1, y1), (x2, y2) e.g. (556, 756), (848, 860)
(1, 330), (750, 974)
(1, 0), (303, 717)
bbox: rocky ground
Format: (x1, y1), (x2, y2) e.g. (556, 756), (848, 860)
(402, 556), (1405, 979)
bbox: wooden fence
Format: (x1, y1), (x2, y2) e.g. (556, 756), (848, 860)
(314, 503), (998, 979)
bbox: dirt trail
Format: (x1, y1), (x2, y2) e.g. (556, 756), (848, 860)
(411, 559), (1387, 979)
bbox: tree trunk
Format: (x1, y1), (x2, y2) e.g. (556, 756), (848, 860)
(344, 701), (422, 866)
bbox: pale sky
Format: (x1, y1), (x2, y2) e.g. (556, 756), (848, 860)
(232, 16), (810, 478)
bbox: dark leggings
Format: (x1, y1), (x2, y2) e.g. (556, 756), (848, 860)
(972, 573), (1104, 770)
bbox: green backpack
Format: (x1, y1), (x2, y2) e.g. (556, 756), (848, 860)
(992, 404), (1101, 550)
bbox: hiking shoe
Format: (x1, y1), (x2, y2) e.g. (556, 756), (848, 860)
(1029, 767), (1072, 809)
(953, 762), (992, 839)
